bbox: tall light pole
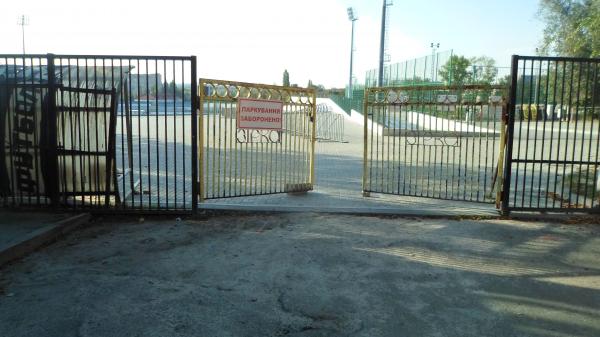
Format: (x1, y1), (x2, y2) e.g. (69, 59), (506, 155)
(17, 15), (29, 54)
(430, 42), (439, 82)
(347, 7), (358, 99)
(378, 0), (393, 87)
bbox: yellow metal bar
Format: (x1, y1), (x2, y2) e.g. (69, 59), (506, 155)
(362, 89), (370, 196)
(198, 79), (205, 202)
(310, 91), (316, 188)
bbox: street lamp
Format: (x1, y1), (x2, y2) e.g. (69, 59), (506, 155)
(430, 42), (439, 82)
(347, 7), (358, 98)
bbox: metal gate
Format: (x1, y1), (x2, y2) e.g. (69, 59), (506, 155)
(502, 55), (600, 213)
(0, 54), (197, 212)
(199, 79), (315, 201)
(363, 85), (506, 203)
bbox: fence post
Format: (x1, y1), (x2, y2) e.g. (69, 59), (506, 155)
(501, 55), (519, 215)
(191, 56), (198, 214)
(46, 53), (60, 207)
(362, 89), (370, 197)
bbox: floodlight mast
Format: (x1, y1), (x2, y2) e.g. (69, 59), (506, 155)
(17, 15), (29, 55)
(431, 42), (440, 82)
(378, 1), (393, 87)
(347, 7), (358, 99)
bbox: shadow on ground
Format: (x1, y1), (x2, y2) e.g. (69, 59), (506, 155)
(0, 214), (598, 337)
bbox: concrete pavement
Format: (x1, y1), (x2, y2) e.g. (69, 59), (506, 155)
(1, 213), (598, 336)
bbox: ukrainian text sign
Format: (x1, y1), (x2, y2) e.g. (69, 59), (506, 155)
(237, 98), (283, 130)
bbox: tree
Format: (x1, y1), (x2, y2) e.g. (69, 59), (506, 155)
(283, 70), (290, 87)
(539, 0), (600, 57)
(469, 56), (498, 85)
(439, 55), (471, 85)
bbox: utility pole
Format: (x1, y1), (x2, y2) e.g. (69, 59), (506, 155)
(347, 7), (358, 98)
(17, 15), (29, 54)
(378, 0), (393, 87)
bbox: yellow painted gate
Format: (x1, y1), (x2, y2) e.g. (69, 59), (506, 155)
(199, 79), (316, 200)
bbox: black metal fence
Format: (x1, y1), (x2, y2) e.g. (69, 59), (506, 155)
(503, 55), (600, 213)
(2, 53), (599, 215)
(0, 54), (198, 212)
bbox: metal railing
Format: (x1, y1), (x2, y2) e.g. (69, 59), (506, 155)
(363, 84), (507, 202)
(199, 79), (315, 200)
(316, 103), (344, 142)
(503, 55), (600, 213)
(0, 54), (198, 212)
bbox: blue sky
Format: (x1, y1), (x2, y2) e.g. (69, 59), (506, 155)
(1, 0), (544, 87)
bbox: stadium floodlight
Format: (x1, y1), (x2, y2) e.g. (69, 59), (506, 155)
(17, 15), (29, 54)
(347, 7), (358, 98)
(430, 42), (440, 82)
(347, 7), (356, 21)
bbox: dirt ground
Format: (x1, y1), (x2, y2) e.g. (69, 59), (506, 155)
(1, 213), (599, 337)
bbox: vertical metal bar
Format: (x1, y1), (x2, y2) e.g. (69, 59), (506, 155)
(560, 61), (575, 208)
(124, 59), (135, 208)
(513, 59), (526, 207)
(93, 58), (101, 206)
(8, 57), (17, 206)
(589, 63), (600, 207)
(570, 61), (583, 207)
(105, 89), (117, 206)
(546, 61), (559, 208)
(46, 53), (59, 207)
(579, 61), (592, 208)
(193, 73), (201, 207)
(502, 55), (519, 214)
(362, 89), (369, 194)
(538, 60), (551, 208)
(310, 90), (316, 187)
(522, 60), (535, 208)
(180, 60), (186, 207)
(392, 100), (398, 194)
(66, 58), (77, 208)
(156, 60), (162, 207)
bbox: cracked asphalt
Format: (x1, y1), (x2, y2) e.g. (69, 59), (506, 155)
(1, 213), (599, 337)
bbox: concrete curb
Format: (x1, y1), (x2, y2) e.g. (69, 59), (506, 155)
(0, 213), (91, 267)
(198, 203), (501, 218)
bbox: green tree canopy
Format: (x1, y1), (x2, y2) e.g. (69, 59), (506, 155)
(469, 56), (498, 84)
(439, 55), (471, 85)
(539, 0), (600, 57)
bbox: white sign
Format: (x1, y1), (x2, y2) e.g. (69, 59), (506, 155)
(489, 95), (503, 104)
(237, 98), (283, 130)
(437, 94), (458, 104)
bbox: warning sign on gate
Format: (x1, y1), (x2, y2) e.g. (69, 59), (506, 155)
(237, 98), (283, 130)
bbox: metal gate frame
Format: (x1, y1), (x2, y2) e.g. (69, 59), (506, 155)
(1, 53), (198, 213)
(501, 55), (600, 214)
(198, 79), (316, 201)
(362, 84), (507, 203)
